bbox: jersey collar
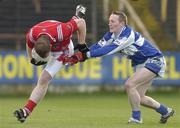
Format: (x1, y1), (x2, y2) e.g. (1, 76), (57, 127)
(111, 25), (126, 39)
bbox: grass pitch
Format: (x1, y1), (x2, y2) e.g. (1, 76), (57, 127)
(0, 91), (179, 128)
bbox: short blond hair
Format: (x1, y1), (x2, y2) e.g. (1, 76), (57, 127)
(34, 35), (50, 58)
(111, 11), (128, 25)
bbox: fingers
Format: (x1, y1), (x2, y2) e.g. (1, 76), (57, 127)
(30, 58), (47, 66)
(68, 57), (79, 66)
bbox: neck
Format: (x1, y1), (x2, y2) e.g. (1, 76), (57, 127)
(114, 25), (125, 37)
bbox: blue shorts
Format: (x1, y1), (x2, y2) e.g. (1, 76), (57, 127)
(135, 56), (166, 77)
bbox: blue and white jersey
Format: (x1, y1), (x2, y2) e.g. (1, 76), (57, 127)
(87, 25), (163, 66)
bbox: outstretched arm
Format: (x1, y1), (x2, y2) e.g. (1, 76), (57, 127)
(73, 5), (89, 53)
(87, 32), (135, 58)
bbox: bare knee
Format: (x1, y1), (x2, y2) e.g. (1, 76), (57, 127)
(38, 71), (52, 86)
(124, 81), (135, 92)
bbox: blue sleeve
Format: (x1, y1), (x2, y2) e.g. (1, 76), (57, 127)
(103, 32), (112, 41)
(90, 43), (118, 57)
(87, 31), (117, 57)
(89, 43), (101, 51)
(89, 32), (112, 51)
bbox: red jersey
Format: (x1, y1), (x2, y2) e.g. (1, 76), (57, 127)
(26, 18), (78, 52)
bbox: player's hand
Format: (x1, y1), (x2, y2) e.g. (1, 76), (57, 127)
(57, 54), (69, 65)
(73, 51), (87, 62)
(65, 56), (79, 66)
(74, 43), (89, 53)
(30, 58), (47, 66)
(57, 54), (78, 66)
(66, 52), (87, 66)
(75, 5), (86, 18)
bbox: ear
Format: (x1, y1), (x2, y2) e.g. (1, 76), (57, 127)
(50, 44), (52, 50)
(120, 21), (124, 26)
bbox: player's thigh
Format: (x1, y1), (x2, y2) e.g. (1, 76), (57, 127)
(68, 40), (74, 56)
(126, 67), (156, 88)
(44, 57), (64, 78)
(38, 70), (52, 85)
(44, 42), (74, 78)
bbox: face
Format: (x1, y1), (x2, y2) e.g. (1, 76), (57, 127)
(108, 14), (124, 35)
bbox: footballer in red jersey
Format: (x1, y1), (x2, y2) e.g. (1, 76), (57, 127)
(14, 5), (88, 123)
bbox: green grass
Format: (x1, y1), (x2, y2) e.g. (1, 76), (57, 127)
(0, 92), (180, 128)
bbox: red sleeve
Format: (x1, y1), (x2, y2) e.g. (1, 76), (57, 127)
(61, 18), (78, 39)
(26, 32), (34, 49)
(68, 18), (78, 32)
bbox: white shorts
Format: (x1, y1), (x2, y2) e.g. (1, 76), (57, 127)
(44, 40), (74, 77)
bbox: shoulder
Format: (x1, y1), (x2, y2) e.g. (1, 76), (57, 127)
(118, 26), (137, 42)
(119, 25), (132, 38)
(103, 32), (113, 41)
(73, 18), (85, 26)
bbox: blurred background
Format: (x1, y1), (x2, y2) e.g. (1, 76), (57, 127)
(0, 0), (180, 94)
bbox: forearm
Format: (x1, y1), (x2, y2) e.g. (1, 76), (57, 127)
(73, 5), (86, 44)
(87, 44), (118, 58)
(77, 29), (86, 44)
(75, 19), (86, 44)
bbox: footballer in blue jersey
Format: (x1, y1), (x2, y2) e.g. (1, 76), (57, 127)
(87, 25), (165, 77)
(66, 11), (174, 124)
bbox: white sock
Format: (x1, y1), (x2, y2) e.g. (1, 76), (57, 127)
(29, 84), (48, 104)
